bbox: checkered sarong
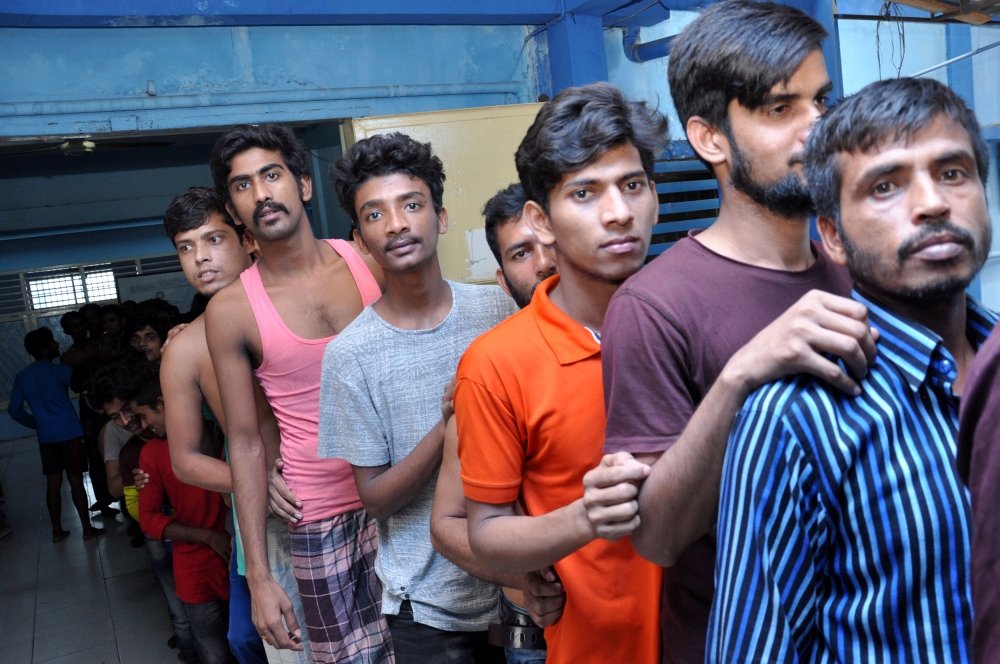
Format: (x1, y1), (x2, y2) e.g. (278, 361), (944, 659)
(289, 508), (393, 664)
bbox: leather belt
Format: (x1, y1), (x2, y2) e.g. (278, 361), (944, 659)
(488, 597), (547, 650)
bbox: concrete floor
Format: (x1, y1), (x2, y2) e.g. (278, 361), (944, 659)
(0, 436), (180, 664)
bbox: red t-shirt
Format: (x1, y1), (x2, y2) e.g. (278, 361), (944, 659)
(602, 232), (852, 664)
(139, 437), (229, 604)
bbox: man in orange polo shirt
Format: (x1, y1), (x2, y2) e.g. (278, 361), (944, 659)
(456, 82), (667, 664)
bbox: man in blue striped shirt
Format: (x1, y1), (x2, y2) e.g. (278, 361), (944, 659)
(709, 77), (994, 663)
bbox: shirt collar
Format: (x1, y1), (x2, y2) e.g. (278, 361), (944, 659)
(530, 275), (602, 366)
(853, 288), (997, 392)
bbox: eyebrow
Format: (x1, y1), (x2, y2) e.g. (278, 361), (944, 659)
(228, 162), (284, 188)
(358, 190), (426, 213)
(562, 170), (648, 189)
(761, 81), (833, 107)
(504, 240), (532, 257)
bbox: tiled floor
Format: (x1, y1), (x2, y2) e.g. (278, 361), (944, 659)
(0, 436), (180, 664)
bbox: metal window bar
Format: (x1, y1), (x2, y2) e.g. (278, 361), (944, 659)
(647, 159), (719, 259)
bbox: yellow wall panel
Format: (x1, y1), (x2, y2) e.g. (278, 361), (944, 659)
(346, 103), (543, 283)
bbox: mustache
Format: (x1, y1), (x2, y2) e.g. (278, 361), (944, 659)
(252, 201), (290, 225)
(384, 233), (421, 253)
(788, 152), (804, 167)
(898, 220), (975, 262)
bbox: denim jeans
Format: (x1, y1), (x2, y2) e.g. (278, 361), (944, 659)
(499, 596), (546, 664)
(229, 552), (267, 664)
(185, 598), (237, 664)
(145, 536), (199, 663)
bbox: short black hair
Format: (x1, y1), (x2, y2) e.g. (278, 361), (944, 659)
(164, 186), (243, 244)
(330, 132), (446, 231)
(86, 351), (149, 408)
(128, 305), (174, 343)
(129, 364), (163, 410)
(668, 0), (827, 132)
(210, 124), (313, 205)
(483, 183), (529, 265)
(100, 304), (124, 318)
(24, 328), (54, 359)
(515, 82), (668, 212)
(60, 311), (83, 331)
(805, 77), (989, 225)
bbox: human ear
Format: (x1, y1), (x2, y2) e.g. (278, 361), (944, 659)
(686, 116), (728, 168)
(438, 208), (449, 235)
(496, 268), (512, 297)
(352, 228), (371, 255)
(299, 174), (313, 203)
(522, 200), (556, 247)
(817, 216), (848, 267)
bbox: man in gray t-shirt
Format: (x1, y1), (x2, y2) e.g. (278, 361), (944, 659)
(323, 132), (517, 663)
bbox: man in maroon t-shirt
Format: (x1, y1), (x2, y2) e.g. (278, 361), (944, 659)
(580, 3), (879, 662)
(958, 328), (1000, 662)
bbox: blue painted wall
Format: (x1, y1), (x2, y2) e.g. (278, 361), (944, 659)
(0, 24), (542, 138)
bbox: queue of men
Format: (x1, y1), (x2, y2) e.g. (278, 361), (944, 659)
(10, 0), (1000, 661)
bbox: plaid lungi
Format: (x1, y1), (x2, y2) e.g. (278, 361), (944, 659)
(289, 508), (393, 664)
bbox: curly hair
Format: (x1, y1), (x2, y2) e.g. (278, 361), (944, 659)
(330, 132), (446, 231)
(210, 124), (312, 204)
(515, 82), (668, 212)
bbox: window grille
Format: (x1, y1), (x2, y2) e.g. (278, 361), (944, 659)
(648, 159), (719, 260)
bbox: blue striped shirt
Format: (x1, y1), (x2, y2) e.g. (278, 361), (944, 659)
(708, 290), (996, 664)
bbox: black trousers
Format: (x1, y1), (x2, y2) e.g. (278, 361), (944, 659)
(79, 403), (113, 507)
(386, 601), (505, 664)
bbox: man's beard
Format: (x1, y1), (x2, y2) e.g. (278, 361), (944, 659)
(728, 136), (814, 220)
(843, 219), (990, 305)
(504, 270), (556, 309)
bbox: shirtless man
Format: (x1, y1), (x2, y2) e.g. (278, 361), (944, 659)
(160, 186), (302, 664)
(205, 124), (387, 661)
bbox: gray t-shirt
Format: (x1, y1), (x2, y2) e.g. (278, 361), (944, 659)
(318, 280), (517, 632)
(103, 421), (132, 462)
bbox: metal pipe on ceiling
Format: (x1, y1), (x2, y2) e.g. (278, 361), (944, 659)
(0, 81), (530, 118)
(622, 26), (676, 63)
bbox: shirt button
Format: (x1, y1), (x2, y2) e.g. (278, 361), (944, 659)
(938, 359), (953, 373)
(404, 594), (410, 599)
(400, 587), (405, 591)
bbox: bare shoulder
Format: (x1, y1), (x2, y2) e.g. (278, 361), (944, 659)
(161, 317), (207, 379)
(205, 276), (252, 326)
(346, 239), (385, 290)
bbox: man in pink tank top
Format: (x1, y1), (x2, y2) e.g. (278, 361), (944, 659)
(205, 124), (391, 664)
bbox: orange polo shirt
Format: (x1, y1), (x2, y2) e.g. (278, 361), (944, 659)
(456, 275), (661, 664)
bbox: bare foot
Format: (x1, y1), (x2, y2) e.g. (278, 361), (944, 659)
(82, 527), (107, 541)
(52, 529), (70, 543)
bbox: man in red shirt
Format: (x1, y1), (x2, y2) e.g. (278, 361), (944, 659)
(133, 366), (235, 664)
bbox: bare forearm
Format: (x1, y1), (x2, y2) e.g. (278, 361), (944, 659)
(431, 516), (525, 587)
(174, 450), (233, 494)
(469, 500), (594, 574)
(356, 420), (445, 521)
(163, 522), (213, 544)
(230, 433), (271, 584)
(632, 371), (749, 565)
(105, 462), (123, 498)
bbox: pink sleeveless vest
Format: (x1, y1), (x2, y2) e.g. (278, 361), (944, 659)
(240, 239), (381, 524)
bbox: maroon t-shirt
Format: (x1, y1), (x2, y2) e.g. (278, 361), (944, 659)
(957, 324), (1000, 663)
(602, 231), (853, 664)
